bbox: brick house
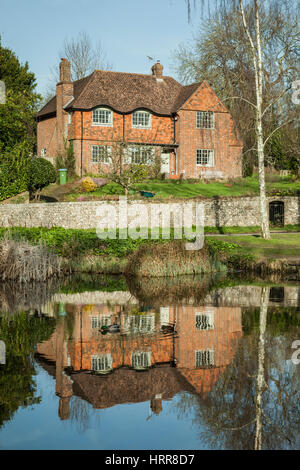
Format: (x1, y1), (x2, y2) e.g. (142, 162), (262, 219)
(37, 58), (243, 179)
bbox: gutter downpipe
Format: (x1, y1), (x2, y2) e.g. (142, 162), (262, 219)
(80, 112), (83, 178)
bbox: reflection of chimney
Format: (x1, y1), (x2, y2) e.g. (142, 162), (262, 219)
(151, 60), (163, 79)
(151, 396), (162, 415)
(56, 318), (73, 420)
(59, 396), (71, 421)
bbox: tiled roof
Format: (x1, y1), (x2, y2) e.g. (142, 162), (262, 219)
(37, 70), (202, 118)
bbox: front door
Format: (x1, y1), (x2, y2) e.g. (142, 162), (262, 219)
(161, 152), (170, 174)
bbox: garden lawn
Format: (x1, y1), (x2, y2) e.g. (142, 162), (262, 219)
(61, 175), (300, 201)
(207, 233), (300, 260)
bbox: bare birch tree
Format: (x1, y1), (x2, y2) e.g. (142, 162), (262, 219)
(185, 0), (299, 239)
(43, 31), (113, 104)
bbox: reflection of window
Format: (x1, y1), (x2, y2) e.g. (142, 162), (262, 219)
(124, 314), (155, 334)
(160, 307), (170, 326)
(195, 350), (214, 367)
(195, 311), (214, 330)
(131, 351), (151, 368)
(91, 315), (112, 329)
(92, 354), (112, 371)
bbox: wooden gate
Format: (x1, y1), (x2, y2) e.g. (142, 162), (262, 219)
(269, 201), (284, 226)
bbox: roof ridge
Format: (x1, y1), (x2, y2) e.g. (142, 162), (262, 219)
(93, 69), (181, 82)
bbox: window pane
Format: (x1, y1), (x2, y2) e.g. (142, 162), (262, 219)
(92, 145), (111, 163)
(132, 111), (151, 128)
(93, 108), (112, 124)
(196, 149), (214, 166)
(129, 146), (154, 164)
(196, 111), (214, 128)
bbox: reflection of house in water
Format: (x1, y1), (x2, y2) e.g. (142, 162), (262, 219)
(36, 299), (242, 420)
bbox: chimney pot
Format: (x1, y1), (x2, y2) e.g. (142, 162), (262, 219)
(152, 61), (163, 79)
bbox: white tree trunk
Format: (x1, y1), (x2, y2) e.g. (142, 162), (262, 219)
(255, 0), (270, 239)
(239, 0), (271, 239)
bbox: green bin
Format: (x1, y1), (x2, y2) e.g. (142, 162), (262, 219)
(58, 168), (67, 185)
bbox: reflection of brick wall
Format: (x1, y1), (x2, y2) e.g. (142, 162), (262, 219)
(37, 303), (242, 401)
(175, 305), (242, 395)
(69, 304), (175, 371)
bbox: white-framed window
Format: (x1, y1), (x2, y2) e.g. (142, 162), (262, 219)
(123, 314), (155, 334)
(41, 148), (47, 157)
(67, 112), (72, 125)
(196, 111), (214, 129)
(131, 351), (151, 369)
(92, 107), (113, 126)
(132, 111), (151, 129)
(196, 149), (214, 167)
(91, 354), (113, 372)
(91, 145), (112, 163)
(91, 315), (112, 329)
(195, 310), (214, 330)
(195, 349), (214, 368)
(126, 146), (155, 165)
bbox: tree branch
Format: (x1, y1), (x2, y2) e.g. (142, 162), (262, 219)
(263, 119), (296, 147)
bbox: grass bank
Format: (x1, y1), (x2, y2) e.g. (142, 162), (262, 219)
(0, 227), (299, 278)
(38, 174), (300, 202)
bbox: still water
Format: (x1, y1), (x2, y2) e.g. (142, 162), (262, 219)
(0, 274), (299, 450)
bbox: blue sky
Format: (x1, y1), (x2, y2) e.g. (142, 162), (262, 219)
(0, 0), (204, 96)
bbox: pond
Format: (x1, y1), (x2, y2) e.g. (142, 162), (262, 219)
(0, 274), (299, 450)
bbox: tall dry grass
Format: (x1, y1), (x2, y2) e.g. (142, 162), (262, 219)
(125, 241), (224, 278)
(0, 238), (62, 283)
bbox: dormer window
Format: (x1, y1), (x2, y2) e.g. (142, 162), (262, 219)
(132, 111), (151, 129)
(92, 107), (113, 126)
(196, 111), (214, 129)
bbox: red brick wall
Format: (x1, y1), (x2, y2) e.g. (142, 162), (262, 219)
(37, 80), (243, 179)
(176, 81), (243, 179)
(37, 115), (58, 161)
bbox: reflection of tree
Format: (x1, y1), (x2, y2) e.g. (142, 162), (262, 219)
(69, 395), (97, 433)
(175, 297), (300, 450)
(0, 312), (56, 427)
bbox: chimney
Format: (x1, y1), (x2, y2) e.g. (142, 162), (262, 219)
(56, 59), (73, 154)
(151, 60), (163, 79)
(59, 58), (71, 83)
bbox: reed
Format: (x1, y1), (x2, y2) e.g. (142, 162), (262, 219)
(0, 238), (62, 283)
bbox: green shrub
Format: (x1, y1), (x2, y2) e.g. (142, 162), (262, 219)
(28, 158), (57, 194)
(0, 141), (31, 201)
(55, 141), (76, 177)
